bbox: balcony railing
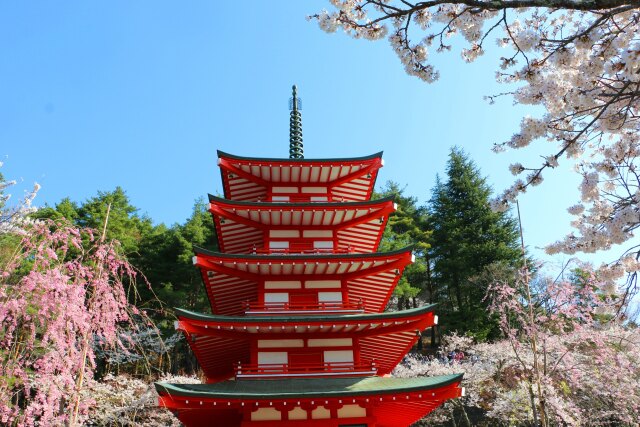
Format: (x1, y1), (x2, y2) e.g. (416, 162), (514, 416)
(243, 300), (365, 315)
(234, 361), (377, 379)
(252, 246), (353, 256)
(268, 196), (332, 203)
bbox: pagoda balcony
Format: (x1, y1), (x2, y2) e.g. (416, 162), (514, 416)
(194, 247), (414, 316)
(176, 303), (437, 380)
(243, 300), (365, 315)
(234, 360), (378, 379)
(209, 195), (395, 255)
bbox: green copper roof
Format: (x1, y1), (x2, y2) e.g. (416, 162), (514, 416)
(217, 150), (383, 163)
(193, 245), (414, 261)
(156, 374), (463, 399)
(208, 194), (395, 207)
(175, 303), (436, 323)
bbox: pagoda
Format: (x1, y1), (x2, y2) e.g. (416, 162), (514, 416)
(156, 86), (463, 427)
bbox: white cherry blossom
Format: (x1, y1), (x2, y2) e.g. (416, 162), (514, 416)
(312, 1), (640, 301)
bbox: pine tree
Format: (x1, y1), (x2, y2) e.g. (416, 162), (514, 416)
(429, 148), (522, 340)
(375, 182), (432, 310)
(136, 198), (218, 323)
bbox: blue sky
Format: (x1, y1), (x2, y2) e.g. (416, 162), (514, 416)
(0, 1), (606, 270)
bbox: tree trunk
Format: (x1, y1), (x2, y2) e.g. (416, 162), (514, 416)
(454, 400), (472, 427)
(431, 325), (437, 348)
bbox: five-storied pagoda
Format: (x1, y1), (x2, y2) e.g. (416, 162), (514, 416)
(156, 86), (463, 426)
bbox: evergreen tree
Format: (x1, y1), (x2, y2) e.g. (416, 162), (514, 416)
(136, 198), (218, 327)
(32, 188), (152, 256)
(134, 198), (218, 373)
(428, 148), (522, 341)
(375, 182), (432, 310)
(76, 187), (154, 255)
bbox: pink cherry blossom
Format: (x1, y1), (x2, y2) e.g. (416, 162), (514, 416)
(0, 220), (150, 426)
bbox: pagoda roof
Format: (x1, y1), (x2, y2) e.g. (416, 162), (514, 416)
(156, 375), (463, 427)
(217, 151), (383, 202)
(217, 150), (385, 163)
(208, 195), (396, 254)
(175, 305), (436, 381)
(194, 247), (413, 316)
(156, 374), (463, 399)
(194, 245), (414, 264)
(217, 150), (384, 164)
(176, 304), (434, 324)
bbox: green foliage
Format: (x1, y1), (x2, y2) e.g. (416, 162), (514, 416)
(77, 187), (154, 254)
(135, 198), (218, 331)
(32, 188), (152, 256)
(374, 182), (432, 309)
(428, 148), (522, 341)
(0, 233), (21, 273)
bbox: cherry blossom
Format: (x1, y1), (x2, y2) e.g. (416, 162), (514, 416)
(312, 0), (640, 300)
(394, 266), (639, 426)
(0, 221), (150, 426)
(82, 373), (199, 426)
(0, 161), (39, 233)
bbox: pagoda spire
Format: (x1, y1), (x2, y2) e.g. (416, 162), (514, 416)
(289, 84), (304, 159)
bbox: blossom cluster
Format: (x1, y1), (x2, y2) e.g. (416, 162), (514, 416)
(396, 322), (640, 426)
(94, 330), (182, 365)
(312, 1), (640, 295)
(0, 221), (149, 426)
(0, 161), (40, 233)
(82, 373), (199, 426)
(394, 266), (639, 426)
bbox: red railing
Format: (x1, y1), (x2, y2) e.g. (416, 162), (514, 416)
(252, 246), (353, 255)
(234, 361), (377, 379)
(268, 196), (333, 203)
(244, 300), (365, 314)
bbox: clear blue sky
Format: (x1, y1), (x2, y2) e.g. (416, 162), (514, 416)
(0, 1), (610, 270)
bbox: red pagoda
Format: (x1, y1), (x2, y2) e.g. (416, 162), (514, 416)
(156, 86), (463, 426)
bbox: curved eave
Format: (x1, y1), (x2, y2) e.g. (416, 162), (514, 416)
(196, 246), (414, 316)
(217, 150), (384, 164)
(156, 374), (463, 399)
(208, 195), (396, 255)
(177, 305), (437, 380)
(208, 194), (395, 208)
(158, 374), (464, 427)
(176, 303), (436, 324)
(217, 151), (384, 203)
(194, 245), (414, 262)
